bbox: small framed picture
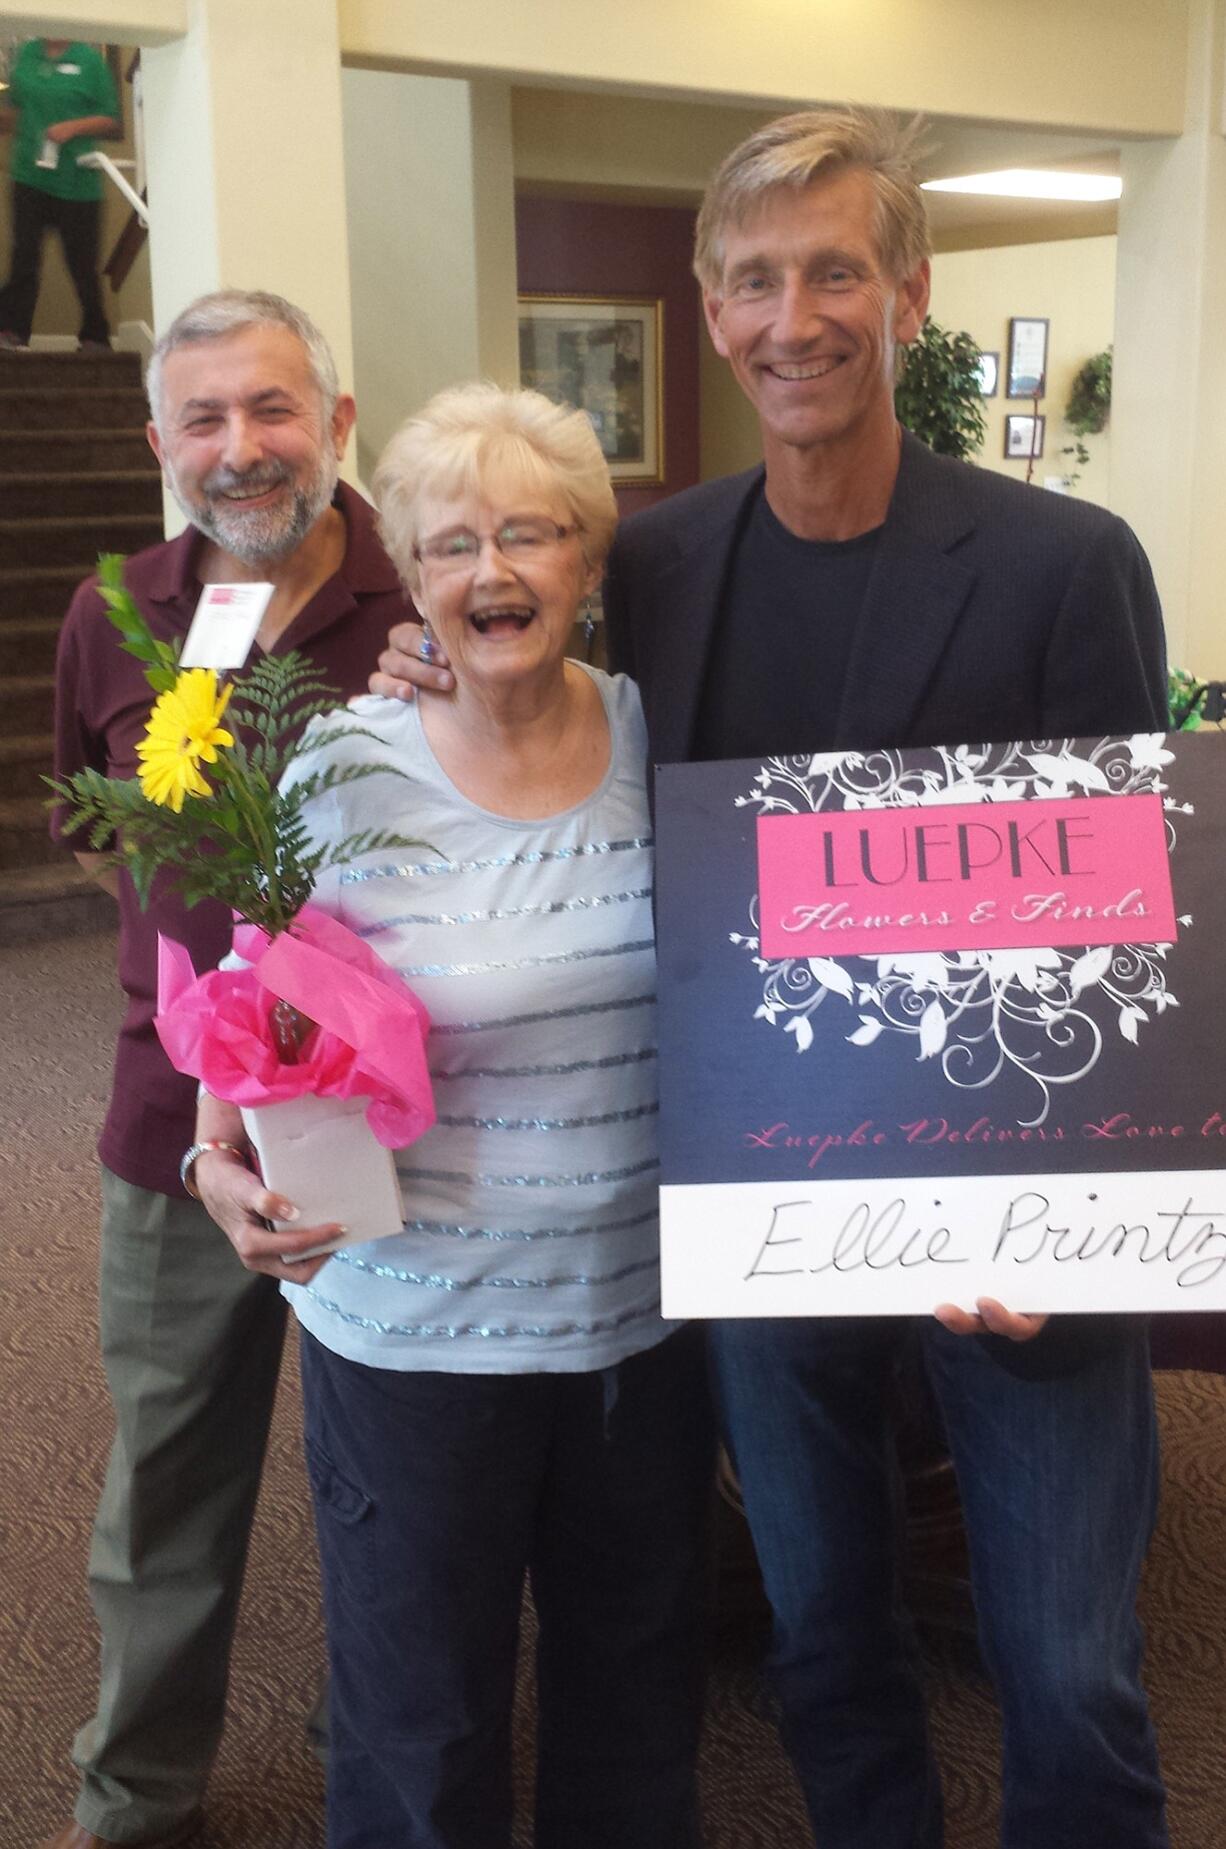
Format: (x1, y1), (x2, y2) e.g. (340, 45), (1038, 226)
(1006, 317), (1049, 398)
(1004, 414), (1046, 460)
(975, 350), (1000, 398)
(518, 294), (664, 483)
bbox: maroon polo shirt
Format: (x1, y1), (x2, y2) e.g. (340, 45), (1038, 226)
(52, 482), (415, 1197)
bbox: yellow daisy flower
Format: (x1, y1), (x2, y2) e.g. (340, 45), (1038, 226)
(136, 669), (235, 811)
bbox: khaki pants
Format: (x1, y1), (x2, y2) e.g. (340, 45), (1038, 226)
(71, 1169), (287, 1840)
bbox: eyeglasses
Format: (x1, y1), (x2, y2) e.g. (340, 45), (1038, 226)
(414, 517), (578, 570)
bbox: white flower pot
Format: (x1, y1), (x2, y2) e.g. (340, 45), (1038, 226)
(240, 1092), (405, 1257)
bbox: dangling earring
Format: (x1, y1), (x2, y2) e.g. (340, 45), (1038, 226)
(582, 597), (596, 662)
(419, 620), (436, 663)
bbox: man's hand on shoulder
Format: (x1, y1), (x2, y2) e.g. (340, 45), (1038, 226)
(370, 619), (454, 700)
(933, 1298), (1050, 1343)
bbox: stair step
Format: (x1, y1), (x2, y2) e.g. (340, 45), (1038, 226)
(0, 732), (55, 797)
(0, 512), (164, 570)
(0, 387), (150, 430)
(0, 674), (54, 729)
(0, 617), (59, 674)
(0, 794), (61, 868)
(0, 861), (116, 945)
(0, 470), (163, 519)
(0, 348), (142, 392)
(0, 354), (161, 865)
(1, 429), (154, 473)
(0, 564), (97, 621)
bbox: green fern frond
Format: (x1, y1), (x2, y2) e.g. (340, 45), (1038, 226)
(52, 556), (444, 938)
(96, 554), (181, 693)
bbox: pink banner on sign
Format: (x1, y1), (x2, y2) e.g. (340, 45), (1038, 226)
(757, 793), (1177, 959)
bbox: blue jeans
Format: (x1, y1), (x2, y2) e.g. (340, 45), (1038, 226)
(710, 1316), (1167, 1849)
(300, 1325), (713, 1849)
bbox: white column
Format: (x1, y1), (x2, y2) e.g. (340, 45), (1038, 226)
(139, 0), (354, 386)
(341, 68), (519, 483)
(1112, 0), (1226, 676)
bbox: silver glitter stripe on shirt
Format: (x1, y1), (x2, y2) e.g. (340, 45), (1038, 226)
(300, 1289), (662, 1341)
(432, 992), (655, 1036)
(358, 887), (653, 934)
(329, 1252), (658, 1292)
(341, 836), (653, 884)
(432, 1047), (657, 1082)
(399, 1207), (658, 1244)
(398, 938), (654, 981)
(434, 1102), (658, 1132)
(408, 1157), (660, 1189)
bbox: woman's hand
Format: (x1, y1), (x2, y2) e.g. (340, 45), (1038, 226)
(194, 1148), (341, 1284)
(933, 1299), (1050, 1343)
(369, 619), (454, 699)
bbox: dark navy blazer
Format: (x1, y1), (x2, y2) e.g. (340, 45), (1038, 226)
(603, 430), (1167, 766)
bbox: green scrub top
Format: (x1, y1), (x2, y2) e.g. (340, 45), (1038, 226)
(7, 40), (119, 202)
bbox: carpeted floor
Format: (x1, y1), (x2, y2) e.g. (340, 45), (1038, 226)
(2, 928), (1224, 1848)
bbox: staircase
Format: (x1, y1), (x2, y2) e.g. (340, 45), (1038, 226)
(0, 349), (164, 943)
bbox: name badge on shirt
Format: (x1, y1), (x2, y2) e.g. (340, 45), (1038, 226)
(179, 582), (274, 670)
(56, 62), (82, 74)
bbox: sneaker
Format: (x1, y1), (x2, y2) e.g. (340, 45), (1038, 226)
(77, 337), (112, 353)
(0, 329), (29, 350)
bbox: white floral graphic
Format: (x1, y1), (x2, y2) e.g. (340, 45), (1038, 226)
(732, 737), (1189, 1125)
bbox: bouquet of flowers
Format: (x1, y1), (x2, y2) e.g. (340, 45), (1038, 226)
(51, 555), (437, 1241)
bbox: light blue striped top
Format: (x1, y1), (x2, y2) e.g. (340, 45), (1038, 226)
(280, 669), (671, 1374)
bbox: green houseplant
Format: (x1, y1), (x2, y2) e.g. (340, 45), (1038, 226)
(1065, 347), (1112, 439)
(894, 317), (987, 460)
(1169, 666), (1208, 731)
(1060, 347), (1112, 480)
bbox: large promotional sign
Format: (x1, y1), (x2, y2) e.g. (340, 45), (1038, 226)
(655, 733), (1226, 1317)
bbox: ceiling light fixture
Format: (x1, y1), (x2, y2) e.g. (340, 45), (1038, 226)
(921, 169), (1122, 203)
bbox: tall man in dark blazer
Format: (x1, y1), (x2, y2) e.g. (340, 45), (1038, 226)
(376, 107), (1169, 1849)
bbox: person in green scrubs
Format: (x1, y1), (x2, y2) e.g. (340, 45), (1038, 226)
(0, 38), (120, 350)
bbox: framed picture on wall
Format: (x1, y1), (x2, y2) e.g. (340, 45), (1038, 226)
(1006, 317), (1049, 398)
(975, 350), (1000, 397)
(1004, 413), (1045, 460)
(518, 294), (664, 483)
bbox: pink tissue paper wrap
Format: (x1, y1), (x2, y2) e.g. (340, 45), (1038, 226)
(155, 904), (435, 1148)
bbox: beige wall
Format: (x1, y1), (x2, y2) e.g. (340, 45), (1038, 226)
(929, 236), (1116, 505)
(0, 1), (183, 43)
(341, 0), (1186, 137)
(341, 67), (518, 485)
(698, 296), (759, 483)
(514, 89), (764, 203)
(0, 0), (1192, 136)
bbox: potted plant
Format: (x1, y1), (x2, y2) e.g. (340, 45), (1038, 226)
(894, 317), (987, 461)
(50, 555), (438, 1245)
(1060, 347), (1112, 485)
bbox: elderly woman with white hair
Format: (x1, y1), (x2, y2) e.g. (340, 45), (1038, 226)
(193, 382), (712, 1849)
